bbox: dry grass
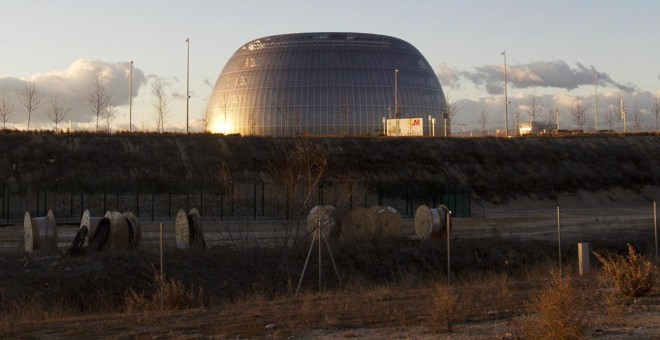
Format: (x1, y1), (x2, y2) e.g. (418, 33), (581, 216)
(124, 274), (207, 313)
(426, 284), (459, 333)
(517, 271), (592, 339)
(593, 243), (657, 298)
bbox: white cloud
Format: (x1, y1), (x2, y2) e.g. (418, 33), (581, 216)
(435, 63), (461, 90)
(0, 59), (146, 129)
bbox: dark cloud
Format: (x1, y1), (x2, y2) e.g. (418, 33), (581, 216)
(0, 60), (146, 127)
(461, 60), (635, 95)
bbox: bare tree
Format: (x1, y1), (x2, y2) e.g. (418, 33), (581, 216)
(631, 103), (645, 132)
(526, 90), (544, 126)
(18, 82), (42, 131)
(267, 139), (328, 248)
(651, 94), (660, 134)
(445, 93), (461, 137)
(277, 94), (291, 136)
(603, 104), (618, 131)
(476, 105), (488, 136)
(151, 79), (169, 132)
(545, 106), (557, 127)
(512, 111), (521, 136)
(247, 109), (257, 136)
(87, 76), (113, 132)
(572, 97), (587, 131)
(0, 91), (13, 129)
(47, 96), (69, 132)
(339, 97), (352, 136)
(100, 104), (117, 132)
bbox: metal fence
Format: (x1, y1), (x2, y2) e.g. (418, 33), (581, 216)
(0, 180), (471, 224)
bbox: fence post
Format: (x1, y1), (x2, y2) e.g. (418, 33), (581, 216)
(557, 205), (562, 276)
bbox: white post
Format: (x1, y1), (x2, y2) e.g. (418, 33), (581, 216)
(446, 210), (451, 285)
(578, 242), (590, 276)
(654, 201), (658, 259)
(557, 206), (562, 276)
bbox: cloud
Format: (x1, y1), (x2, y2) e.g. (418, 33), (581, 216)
(0, 60), (146, 128)
(435, 63), (461, 90)
(461, 60), (635, 95)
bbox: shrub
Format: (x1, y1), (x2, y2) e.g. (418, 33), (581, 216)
(518, 272), (591, 339)
(125, 275), (206, 312)
(593, 243), (657, 297)
(427, 284), (459, 333)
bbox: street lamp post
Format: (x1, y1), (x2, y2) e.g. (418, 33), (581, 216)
(186, 38), (190, 133)
(129, 61), (133, 132)
(394, 68), (399, 136)
(501, 51), (509, 137)
(595, 74), (599, 132)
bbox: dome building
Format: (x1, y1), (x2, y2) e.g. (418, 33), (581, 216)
(206, 32), (447, 136)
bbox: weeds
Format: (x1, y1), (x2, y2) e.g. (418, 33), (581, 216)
(124, 274), (206, 313)
(593, 243), (657, 297)
(518, 271), (591, 339)
(426, 284), (459, 333)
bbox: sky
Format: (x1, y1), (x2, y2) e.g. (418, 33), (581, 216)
(1, 0), (659, 133)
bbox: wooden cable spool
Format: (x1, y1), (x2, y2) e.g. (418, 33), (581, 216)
(23, 210), (57, 252)
(372, 205), (402, 239)
(175, 208), (206, 250)
(80, 209), (103, 246)
(340, 207), (378, 242)
(105, 211), (130, 250)
(122, 211), (141, 250)
(414, 205), (445, 240)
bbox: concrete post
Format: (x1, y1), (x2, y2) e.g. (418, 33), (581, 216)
(578, 242), (590, 276)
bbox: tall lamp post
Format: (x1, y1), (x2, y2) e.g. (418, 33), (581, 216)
(129, 61), (133, 132)
(595, 74), (599, 132)
(186, 38), (190, 133)
(394, 68), (399, 136)
(501, 51), (509, 137)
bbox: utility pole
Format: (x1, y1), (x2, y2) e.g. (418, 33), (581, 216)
(394, 68), (399, 136)
(595, 74), (599, 132)
(186, 38), (190, 133)
(129, 61), (133, 132)
(501, 51), (509, 137)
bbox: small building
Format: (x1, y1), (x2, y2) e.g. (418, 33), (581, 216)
(519, 122), (557, 135)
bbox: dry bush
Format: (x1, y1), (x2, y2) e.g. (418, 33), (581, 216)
(0, 293), (72, 333)
(426, 284), (459, 333)
(517, 272), (591, 339)
(593, 243), (657, 297)
(125, 275), (206, 313)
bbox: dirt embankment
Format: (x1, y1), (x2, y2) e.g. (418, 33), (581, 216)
(1, 132), (659, 201)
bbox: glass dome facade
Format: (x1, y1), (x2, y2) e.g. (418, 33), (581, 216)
(207, 32), (447, 136)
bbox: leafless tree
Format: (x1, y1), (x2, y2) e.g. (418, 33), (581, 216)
(87, 76), (113, 132)
(0, 91), (13, 129)
(151, 79), (169, 132)
(339, 98), (352, 136)
(512, 111), (521, 136)
(545, 106), (557, 127)
(277, 94), (291, 136)
(267, 139), (328, 249)
(18, 82), (42, 131)
(47, 96), (70, 132)
(445, 93), (461, 137)
(572, 97), (587, 131)
(603, 104), (618, 131)
(526, 90), (544, 126)
(100, 104), (117, 133)
(476, 105), (488, 136)
(651, 94), (660, 134)
(631, 103), (645, 132)
(247, 109), (257, 136)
